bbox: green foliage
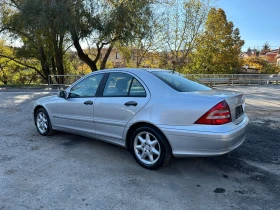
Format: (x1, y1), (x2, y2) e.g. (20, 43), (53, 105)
(67, 0), (154, 71)
(1, 0), (74, 83)
(262, 42), (270, 51)
(0, 40), (40, 84)
(243, 56), (280, 74)
(189, 8), (244, 74)
(162, 0), (213, 71)
(0, 1), (261, 85)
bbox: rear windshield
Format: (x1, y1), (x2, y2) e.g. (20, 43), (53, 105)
(151, 71), (211, 92)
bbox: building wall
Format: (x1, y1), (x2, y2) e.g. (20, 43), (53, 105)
(100, 48), (126, 68)
(277, 58), (280, 67)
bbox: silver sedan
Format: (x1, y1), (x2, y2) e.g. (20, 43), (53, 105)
(33, 68), (249, 169)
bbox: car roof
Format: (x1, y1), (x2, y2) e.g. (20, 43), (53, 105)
(97, 68), (172, 74)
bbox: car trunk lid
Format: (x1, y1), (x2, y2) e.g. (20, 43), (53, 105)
(187, 90), (245, 125)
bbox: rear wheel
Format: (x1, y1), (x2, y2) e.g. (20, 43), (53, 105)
(130, 126), (172, 169)
(35, 108), (53, 136)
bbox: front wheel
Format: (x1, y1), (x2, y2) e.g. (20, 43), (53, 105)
(35, 108), (53, 136)
(130, 126), (172, 169)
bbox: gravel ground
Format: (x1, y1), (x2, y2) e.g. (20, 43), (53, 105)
(0, 85), (279, 210)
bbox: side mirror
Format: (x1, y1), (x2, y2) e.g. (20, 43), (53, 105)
(58, 91), (68, 99)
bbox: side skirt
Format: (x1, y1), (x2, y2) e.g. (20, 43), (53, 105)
(52, 125), (126, 148)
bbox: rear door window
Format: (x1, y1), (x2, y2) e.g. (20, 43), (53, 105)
(103, 73), (133, 96)
(103, 72), (146, 97)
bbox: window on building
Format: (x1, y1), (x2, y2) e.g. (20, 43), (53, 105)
(116, 52), (120, 59)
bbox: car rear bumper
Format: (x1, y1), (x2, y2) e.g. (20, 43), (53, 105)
(159, 114), (249, 157)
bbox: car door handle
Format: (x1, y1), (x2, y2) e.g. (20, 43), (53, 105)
(124, 101), (138, 106)
(84, 100), (93, 105)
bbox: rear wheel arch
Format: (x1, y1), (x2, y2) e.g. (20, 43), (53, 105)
(125, 122), (172, 152)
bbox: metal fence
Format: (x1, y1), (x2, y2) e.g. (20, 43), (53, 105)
(186, 74), (280, 86)
(48, 74), (280, 86)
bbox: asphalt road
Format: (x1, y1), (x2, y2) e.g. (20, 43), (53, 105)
(0, 85), (279, 210)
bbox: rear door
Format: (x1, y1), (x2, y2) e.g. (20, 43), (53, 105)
(94, 72), (150, 140)
(55, 73), (104, 133)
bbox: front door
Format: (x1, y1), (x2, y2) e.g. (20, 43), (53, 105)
(94, 72), (150, 140)
(55, 73), (104, 133)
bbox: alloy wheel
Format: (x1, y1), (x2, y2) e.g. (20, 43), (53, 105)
(133, 131), (161, 165)
(36, 112), (48, 134)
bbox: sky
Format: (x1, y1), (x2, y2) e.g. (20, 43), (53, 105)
(217, 0), (280, 51)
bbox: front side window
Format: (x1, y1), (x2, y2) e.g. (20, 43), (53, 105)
(152, 71), (211, 92)
(69, 74), (104, 97)
(103, 73), (146, 97)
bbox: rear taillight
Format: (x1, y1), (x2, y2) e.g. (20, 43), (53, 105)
(195, 100), (232, 125)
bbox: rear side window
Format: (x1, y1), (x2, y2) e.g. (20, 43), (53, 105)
(151, 71), (211, 92)
(129, 78), (146, 97)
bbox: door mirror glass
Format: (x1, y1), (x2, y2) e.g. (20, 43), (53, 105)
(59, 91), (68, 98)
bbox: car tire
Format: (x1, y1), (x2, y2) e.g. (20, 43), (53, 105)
(130, 126), (172, 169)
(35, 108), (54, 136)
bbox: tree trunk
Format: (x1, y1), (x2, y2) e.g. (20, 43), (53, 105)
(39, 47), (51, 83)
(54, 51), (64, 84)
(0, 67), (8, 84)
(71, 31), (98, 71)
(55, 52), (64, 84)
(51, 57), (59, 84)
(100, 45), (113, 70)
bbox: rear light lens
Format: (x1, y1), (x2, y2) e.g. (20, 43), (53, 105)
(195, 100), (232, 125)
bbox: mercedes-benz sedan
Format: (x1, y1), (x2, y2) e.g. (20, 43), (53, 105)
(33, 68), (249, 169)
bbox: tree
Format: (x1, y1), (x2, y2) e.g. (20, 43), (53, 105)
(190, 8), (244, 74)
(262, 42), (270, 51)
(117, 2), (168, 68)
(67, 0), (154, 71)
(1, 0), (72, 83)
(243, 56), (279, 74)
(0, 40), (39, 84)
(160, 0), (213, 71)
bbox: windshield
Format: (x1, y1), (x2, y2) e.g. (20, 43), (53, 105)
(151, 71), (211, 92)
